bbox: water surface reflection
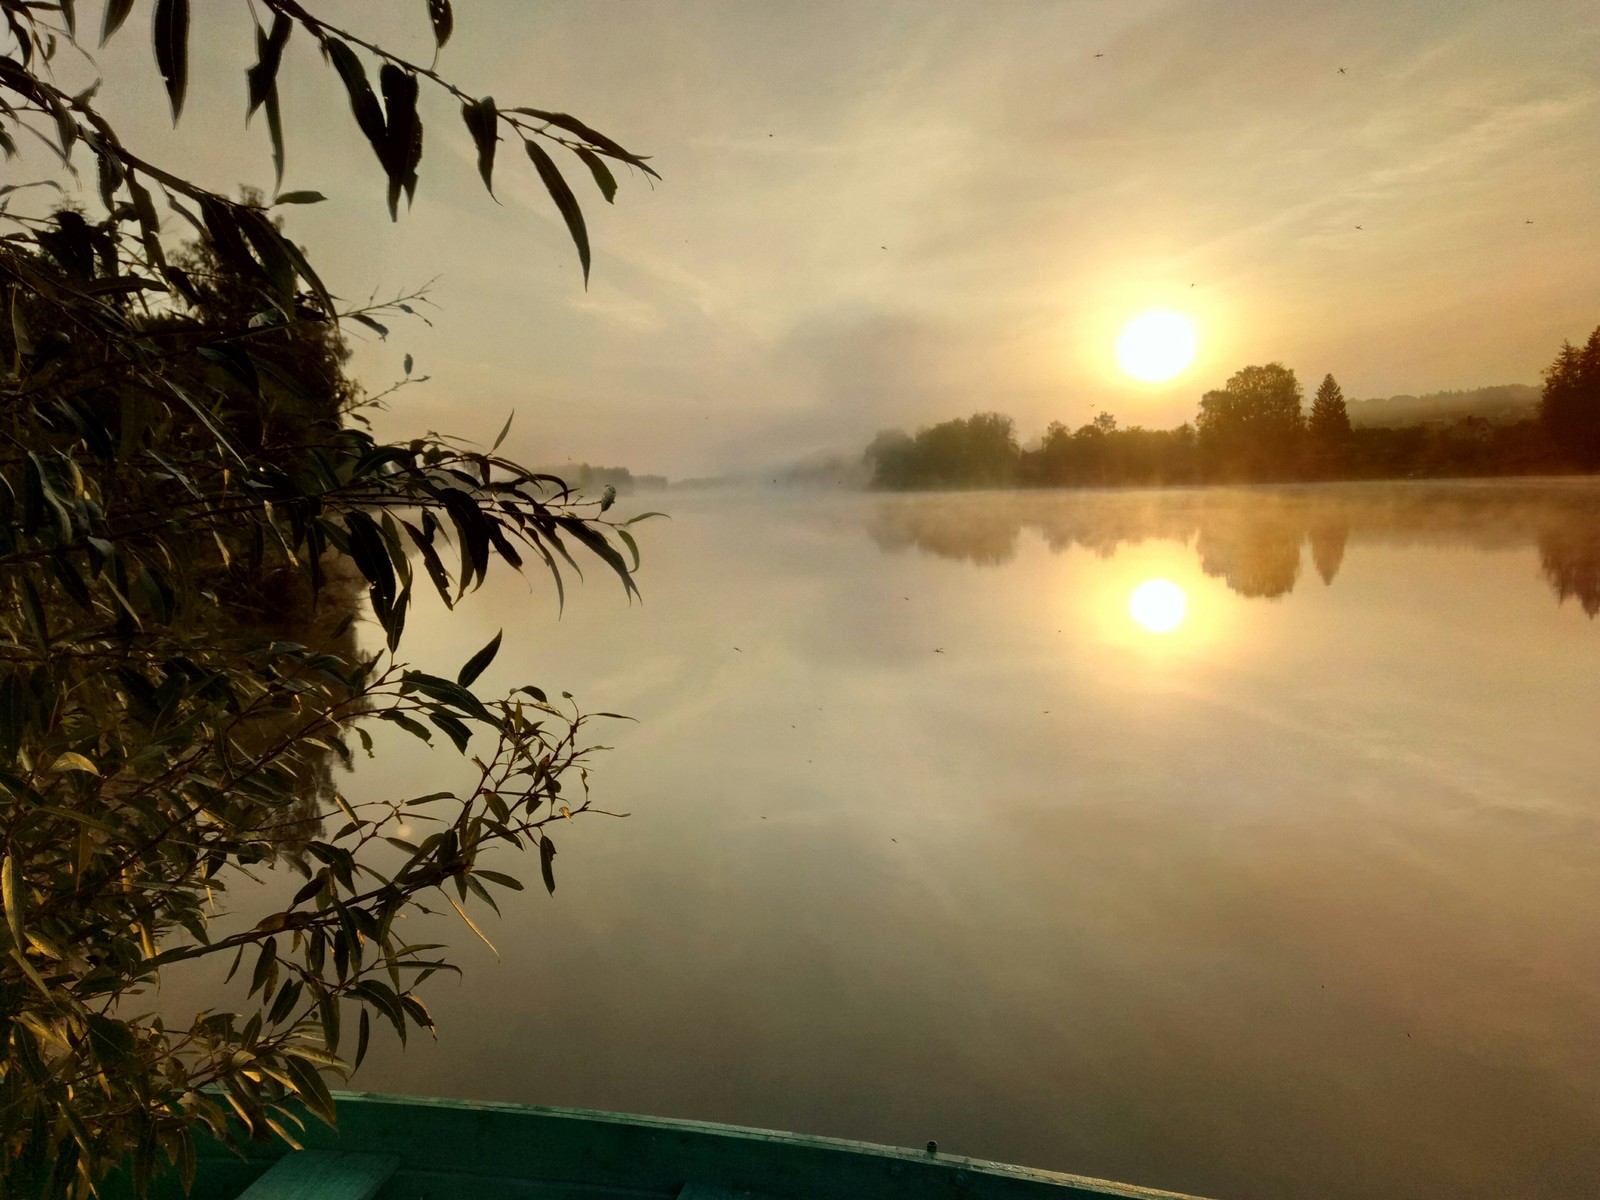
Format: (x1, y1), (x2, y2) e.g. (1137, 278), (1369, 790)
(167, 481), (1600, 1200)
(864, 480), (1600, 612)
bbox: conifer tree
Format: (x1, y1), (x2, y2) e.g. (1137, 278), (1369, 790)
(1539, 328), (1600, 468)
(1308, 374), (1352, 445)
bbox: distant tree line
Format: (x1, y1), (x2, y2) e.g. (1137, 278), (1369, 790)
(545, 463), (670, 494)
(865, 328), (1600, 490)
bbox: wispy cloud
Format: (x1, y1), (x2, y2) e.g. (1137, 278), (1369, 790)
(89, 0), (1600, 474)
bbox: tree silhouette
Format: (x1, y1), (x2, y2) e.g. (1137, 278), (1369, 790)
(1307, 374), (1353, 477)
(1309, 374), (1351, 441)
(1538, 327), (1600, 468)
(1196, 363), (1305, 479)
(865, 413), (1019, 488)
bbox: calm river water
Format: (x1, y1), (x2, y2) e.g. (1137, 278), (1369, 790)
(219, 481), (1600, 1199)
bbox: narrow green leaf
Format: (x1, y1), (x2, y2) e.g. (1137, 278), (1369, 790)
(460, 96), (497, 194)
(125, 173), (167, 271)
(323, 38), (386, 166)
(539, 834), (556, 895)
(49, 752), (98, 776)
(445, 894), (498, 957)
(260, 218), (334, 316)
(345, 510), (398, 620)
(352, 979), (407, 1040)
(278, 1043), (345, 1069)
(426, 711), (472, 753)
(349, 313), (388, 339)
(402, 519), (453, 604)
(250, 937), (278, 997)
(457, 630), (501, 687)
(268, 978), (303, 1025)
(317, 986), (340, 1050)
(616, 526), (640, 571)
(475, 870), (524, 892)
(95, 147), (124, 210)
(377, 709), (432, 743)
(196, 195), (254, 279)
(101, 0), (135, 45)
(438, 488), (490, 591)
(265, 81), (286, 188)
(524, 138), (590, 284)
(399, 993), (434, 1032)
(512, 107), (660, 178)
(2, 853), (27, 951)
(574, 146), (617, 203)
(153, 0), (190, 122)
(160, 378), (246, 466)
(491, 409), (514, 451)
(283, 1055), (337, 1126)
(20, 577), (49, 648)
(274, 190), (327, 205)
(291, 871), (328, 907)
(378, 63), (422, 218)
(403, 671), (493, 722)
(246, 12), (291, 119)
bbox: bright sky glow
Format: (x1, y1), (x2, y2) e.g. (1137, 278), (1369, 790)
(60, 1), (1600, 475)
(1116, 311), (1199, 383)
(1128, 578), (1188, 634)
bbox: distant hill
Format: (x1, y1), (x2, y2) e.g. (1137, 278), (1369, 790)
(1345, 384), (1539, 428)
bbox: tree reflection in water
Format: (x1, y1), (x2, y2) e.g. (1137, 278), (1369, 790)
(224, 558), (369, 855)
(1539, 522), (1600, 616)
(863, 481), (1600, 614)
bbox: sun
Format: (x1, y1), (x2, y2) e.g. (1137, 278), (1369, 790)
(1128, 578), (1187, 634)
(1115, 310), (1198, 383)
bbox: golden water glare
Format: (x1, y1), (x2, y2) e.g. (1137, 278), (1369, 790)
(1128, 578), (1187, 633)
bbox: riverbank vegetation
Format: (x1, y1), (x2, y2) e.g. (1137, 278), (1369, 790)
(0, 2), (658, 1195)
(866, 334), (1600, 490)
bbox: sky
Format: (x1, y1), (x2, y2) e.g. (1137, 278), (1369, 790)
(18, 0), (1600, 476)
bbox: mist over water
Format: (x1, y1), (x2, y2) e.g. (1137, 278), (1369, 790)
(208, 480), (1599, 1200)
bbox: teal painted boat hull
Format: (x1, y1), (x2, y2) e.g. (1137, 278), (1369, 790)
(137, 1091), (1212, 1200)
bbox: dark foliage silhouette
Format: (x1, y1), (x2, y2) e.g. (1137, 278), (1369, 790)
(0, 1), (660, 1193)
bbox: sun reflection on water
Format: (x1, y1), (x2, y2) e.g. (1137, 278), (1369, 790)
(1128, 578), (1187, 634)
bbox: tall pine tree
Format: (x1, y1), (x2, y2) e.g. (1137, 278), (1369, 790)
(1309, 373), (1352, 444)
(1539, 327), (1600, 468)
